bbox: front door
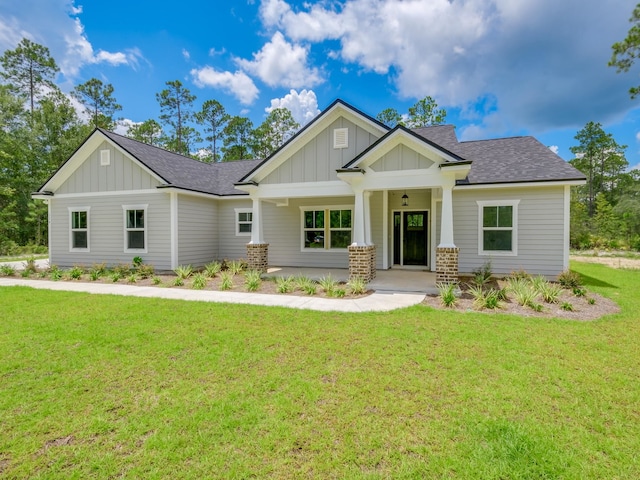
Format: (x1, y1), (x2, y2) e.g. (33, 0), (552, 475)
(393, 211), (428, 266)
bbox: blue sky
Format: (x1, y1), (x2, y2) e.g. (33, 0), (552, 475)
(2, 0), (640, 168)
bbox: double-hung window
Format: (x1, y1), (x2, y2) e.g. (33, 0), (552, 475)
(477, 200), (519, 255)
(235, 209), (253, 236)
(123, 205), (147, 252)
(302, 207), (352, 250)
(69, 207), (89, 251)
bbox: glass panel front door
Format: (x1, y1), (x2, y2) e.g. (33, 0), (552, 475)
(393, 211), (428, 266)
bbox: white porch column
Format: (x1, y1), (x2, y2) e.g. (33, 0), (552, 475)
(436, 182), (459, 284)
(249, 196), (264, 244)
(438, 183), (456, 248)
(364, 191), (373, 245)
(352, 188), (370, 246)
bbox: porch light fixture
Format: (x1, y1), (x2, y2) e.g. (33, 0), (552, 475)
(402, 191), (409, 207)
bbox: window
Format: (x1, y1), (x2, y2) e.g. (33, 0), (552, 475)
(69, 208), (89, 251)
(478, 200), (519, 255)
(123, 205), (147, 252)
(302, 207), (352, 250)
(236, 208), (253, 236)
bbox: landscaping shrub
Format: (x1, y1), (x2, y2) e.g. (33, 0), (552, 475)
(244, 270), (261, 292)
(136, 263), (155, 279)
(219, 271), (233, 290)
(191, 272), (208, 290)
(174, 264), (193, 280)
(558, 269), (582, 289)
(318, 275), (338, 296)
(347, 277), (368, 295)
(0, 265), (15, 277)
(276, 276), (294, 293)
(437, 282), (458, 308)
(471, 261), (493, 287)
(204, 261), (222, 278)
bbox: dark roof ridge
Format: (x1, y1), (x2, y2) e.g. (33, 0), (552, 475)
(458, 135), (534, 144)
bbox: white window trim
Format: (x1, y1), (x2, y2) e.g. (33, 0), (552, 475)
(235, 208), (253, 236)
(68, 207), (90, 252)
(300, 205), (353, 252)
(477, 200), (519, 256)
(122, 204), (148, 254)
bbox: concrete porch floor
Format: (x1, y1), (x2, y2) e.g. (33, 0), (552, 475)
(265, 266), (438, 294)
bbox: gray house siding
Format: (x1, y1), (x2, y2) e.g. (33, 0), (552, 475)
(57, 141), (161, 194)
(453, 186), (566, 277)
(216, 199), (253, 261)
(177, 195), (218, 267)
(261, 118), (381, 184)
(262, 196), (356, 268)
(49, 192), (172, 270)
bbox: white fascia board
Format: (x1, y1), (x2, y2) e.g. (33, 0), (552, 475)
(253, 181), (352, 199)
(360, 170), (454, 190)
(351, 129), (462, 169)
(31, 193), (54, 200)
(247, 103), (387, 183)
(155, 187), (218, 200)
(44, 188), (161, 199)
(454, 179), (586, 190)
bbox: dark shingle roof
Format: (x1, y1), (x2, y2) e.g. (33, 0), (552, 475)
(96, 120), (585, 196)
(411, 126), (586, 184)
(99, 129), (260, 196)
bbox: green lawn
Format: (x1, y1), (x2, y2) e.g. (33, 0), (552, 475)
(1, 262), (639, 478)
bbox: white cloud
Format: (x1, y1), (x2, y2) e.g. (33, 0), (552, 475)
(115, 118), (137, 136)
(209, 47), (226, 56)
(235, 32), (322, 88)
(260, 0), (640, 135)
(266, 89), (320, 125)
(0, 0), (144, 80)
(191, 66), (260, 105)
(182, 49), (190, 61)
(549, 145), (560, 155)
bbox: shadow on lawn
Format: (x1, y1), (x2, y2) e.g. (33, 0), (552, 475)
(578, 273), (618, 289)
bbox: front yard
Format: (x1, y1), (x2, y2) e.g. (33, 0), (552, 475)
(0, 261), (638, 478)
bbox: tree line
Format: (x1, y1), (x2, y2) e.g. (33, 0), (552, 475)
(2, 29), (640, 255)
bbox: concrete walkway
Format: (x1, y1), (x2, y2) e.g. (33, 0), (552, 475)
(0, 277), (425, 312)
(0, 259), (432, 312)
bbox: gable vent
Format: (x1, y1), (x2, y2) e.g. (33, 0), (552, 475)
(100, 150), (111, 166)
(333, 128), (348, 149)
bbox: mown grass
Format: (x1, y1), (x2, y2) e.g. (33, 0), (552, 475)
(0, 261), (639, 478)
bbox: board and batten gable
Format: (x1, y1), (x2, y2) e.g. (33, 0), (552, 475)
(48, 192), (172, 270)
(452, 186), (567, 277)
(369, 144), (435, 172)
(260, 117), (382, 185)
(56, 141), (162, 194)
(177, 194), (218, 267)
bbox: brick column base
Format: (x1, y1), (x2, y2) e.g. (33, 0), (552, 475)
(436, 247), (459, 284)
(348, 245), (376, 281)
(246, 243), (269, 273)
